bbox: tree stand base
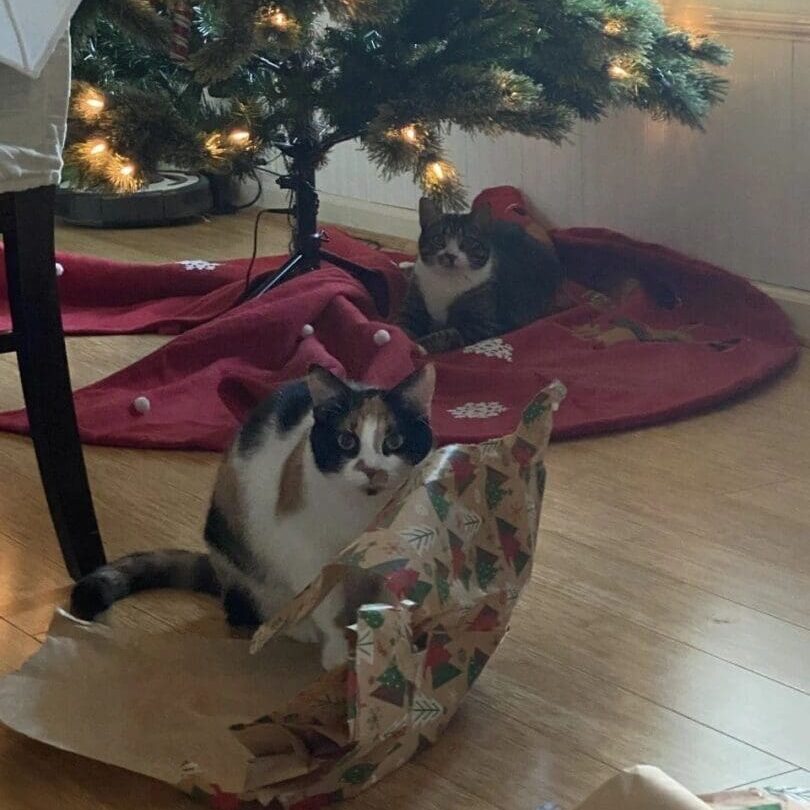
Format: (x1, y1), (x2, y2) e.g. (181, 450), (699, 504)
(236, 142), (389, 315)
(237, 233), (391, 317)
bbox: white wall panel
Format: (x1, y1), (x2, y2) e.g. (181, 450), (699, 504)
(294, 15), (810, 290)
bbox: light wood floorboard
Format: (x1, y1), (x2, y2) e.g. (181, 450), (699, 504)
(0, 210), (805, 808)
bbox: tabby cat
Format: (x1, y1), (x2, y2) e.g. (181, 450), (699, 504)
(398, 198), (564, 354)
(70, 364), (436, 671)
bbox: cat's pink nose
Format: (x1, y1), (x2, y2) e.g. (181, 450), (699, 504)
(356, 460), (388, 486)
(356, 460), (380, 479)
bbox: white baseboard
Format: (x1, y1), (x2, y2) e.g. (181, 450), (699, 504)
(317, 193), (418, 240)
(755, 282), (810, 346)
(252, 184), (419, 239)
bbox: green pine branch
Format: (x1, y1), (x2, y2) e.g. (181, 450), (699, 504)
(66, 0), (731, 205)
(72, 0), (171, 47)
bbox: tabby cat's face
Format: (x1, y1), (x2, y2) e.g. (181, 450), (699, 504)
(418, 198), (493, 275)
(307, 365), (435, 496)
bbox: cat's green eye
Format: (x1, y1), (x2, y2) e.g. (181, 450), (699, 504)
(338, 431), (358, 451)
(383, 433), (404, 453)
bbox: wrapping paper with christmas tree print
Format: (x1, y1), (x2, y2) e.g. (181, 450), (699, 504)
(236, 380), (565, 807)
(572, 766), (810, 810)
(0, 381), (564, 810)
(702, 787), (810, 810)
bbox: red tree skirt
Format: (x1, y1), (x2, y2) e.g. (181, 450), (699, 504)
(0, 187), (798, 451)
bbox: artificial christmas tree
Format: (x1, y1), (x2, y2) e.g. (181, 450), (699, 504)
(65, 0), (730, 288)
(62, 2), (273, 223)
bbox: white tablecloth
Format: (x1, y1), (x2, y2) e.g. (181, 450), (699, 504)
(0, 0), (80, 78)
(0, 33), (70, 194)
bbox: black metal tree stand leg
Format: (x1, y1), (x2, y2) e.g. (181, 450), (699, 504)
(235, 140), (390, 317)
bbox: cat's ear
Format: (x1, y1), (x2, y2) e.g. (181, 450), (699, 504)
(470, 201), (493, 230)
(419, 197), (442, 230)
(307, 365), (349, 407)
(392, 364), (436, 416)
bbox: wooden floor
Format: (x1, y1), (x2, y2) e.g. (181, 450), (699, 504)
(0, 211), (808, 809)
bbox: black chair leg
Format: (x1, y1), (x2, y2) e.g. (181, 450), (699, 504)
(3, 186), (105, 580)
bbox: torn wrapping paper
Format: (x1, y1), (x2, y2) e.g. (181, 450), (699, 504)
(0, 381), (565, 809)
(702, 786), (810, 810)
(573, 767), (810, 810)
(0, 612), (325, 795)
(574, 766), (711, 810)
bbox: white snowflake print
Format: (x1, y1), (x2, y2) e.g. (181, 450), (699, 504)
(462, 337), (514, 362)
(176, 259), (220, 271)
(448, 401), (508, 419)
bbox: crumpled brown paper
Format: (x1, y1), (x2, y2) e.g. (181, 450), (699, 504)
(0, 611), (324, 795)
(574, 766), (810, 810)
(0, 381), (565, 809)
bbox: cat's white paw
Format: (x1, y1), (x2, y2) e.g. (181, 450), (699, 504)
(320, 632), (349, 671)
(285, 618), (320, 645)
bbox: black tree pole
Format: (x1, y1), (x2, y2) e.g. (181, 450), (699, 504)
(237, 137), (390, 314)
(291, 144), (320, 268)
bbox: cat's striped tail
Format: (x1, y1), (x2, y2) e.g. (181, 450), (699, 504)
(69, 550), (221, 621)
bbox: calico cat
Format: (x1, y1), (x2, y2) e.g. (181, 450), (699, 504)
(70, 364), (436, 671)
(398, 198), (564, 354)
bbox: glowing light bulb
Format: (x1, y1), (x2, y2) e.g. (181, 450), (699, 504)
(89, 141), (107, 155)
(228, 129), (251, 146)
(120, 164), (135, 177)
(205, 133), (223, 154)
(603, 19), (624, 36)
(77, 88), (106, 119)
(401, 125), (418, 143)
(269, 10), (289, 29)
(429, 161), (445, 181)
(608, 63), (631, 80)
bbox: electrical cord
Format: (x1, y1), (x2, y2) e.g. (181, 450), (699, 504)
(234, 171), (264, 210)
(256, 166), (286, 179)
(242, 207), (276, 297)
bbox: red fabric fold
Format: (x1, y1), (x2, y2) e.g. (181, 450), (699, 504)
(0, 186), (798, 450)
